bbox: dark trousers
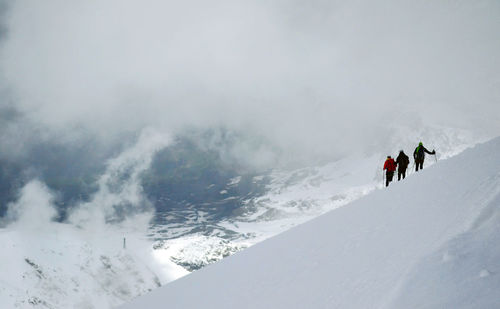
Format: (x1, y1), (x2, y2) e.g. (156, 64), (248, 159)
(415, 159), (424, 171)
(386, 171), (394, 187)
(398, 168), (406, 181)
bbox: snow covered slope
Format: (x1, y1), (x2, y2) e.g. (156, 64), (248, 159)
(122, 136), (500, 309)
(0, 223), (160, 309)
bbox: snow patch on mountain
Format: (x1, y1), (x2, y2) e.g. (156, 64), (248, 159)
(154, 235), (248, 272)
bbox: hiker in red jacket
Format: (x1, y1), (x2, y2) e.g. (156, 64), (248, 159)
(383, 156), (397, 187)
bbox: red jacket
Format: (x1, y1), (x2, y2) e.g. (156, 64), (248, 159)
(383, 158), (397, 172)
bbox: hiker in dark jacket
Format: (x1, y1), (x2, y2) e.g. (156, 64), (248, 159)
(383, 156), (397, 187)
(396, 150), (410, 180)
(413, 142), (435, 172)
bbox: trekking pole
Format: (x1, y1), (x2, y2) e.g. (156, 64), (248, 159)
(433, 151), (438, 163)
(382, 169), (385, 188)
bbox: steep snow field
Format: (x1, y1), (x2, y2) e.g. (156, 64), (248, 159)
(122, 136), (500, 309)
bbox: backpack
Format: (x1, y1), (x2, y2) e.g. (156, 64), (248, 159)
(398, 153), (409, 168)
(415, 146), (425, 160)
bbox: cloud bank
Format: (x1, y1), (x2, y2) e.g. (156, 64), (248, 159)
(0, 0), (499, 163)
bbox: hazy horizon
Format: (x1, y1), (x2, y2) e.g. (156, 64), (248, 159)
(0, 0), (498, 167)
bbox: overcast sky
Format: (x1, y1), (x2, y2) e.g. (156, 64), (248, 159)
(0, 0), (499, 163)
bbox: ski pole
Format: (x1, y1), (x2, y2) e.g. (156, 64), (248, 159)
(433, 151), (438, 163)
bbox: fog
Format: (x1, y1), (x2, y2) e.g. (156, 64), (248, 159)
(0, 0), (498, 164)
(0, 2), (498, 305)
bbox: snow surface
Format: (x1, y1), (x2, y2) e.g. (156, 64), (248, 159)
(0, 222), (163, 309)
(122, 136), (500, 309)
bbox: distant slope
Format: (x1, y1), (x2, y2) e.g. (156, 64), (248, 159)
(121, 136), (500, 309)
(0, 223), (164, 309)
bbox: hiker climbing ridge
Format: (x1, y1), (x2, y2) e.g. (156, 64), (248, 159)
(413, 142), (435, 172)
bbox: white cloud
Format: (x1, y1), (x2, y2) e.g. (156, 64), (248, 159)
(69, 127), (171, 228)
(6, 180), (57, 228)
(0, 0), (498, 162)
